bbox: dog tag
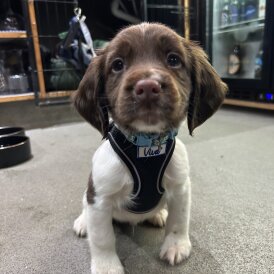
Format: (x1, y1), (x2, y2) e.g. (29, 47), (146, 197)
(137, 144), (166, 158)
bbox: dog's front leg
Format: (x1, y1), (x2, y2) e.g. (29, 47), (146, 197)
(160, 177), (192, 265)
(87, 202), (124, 274)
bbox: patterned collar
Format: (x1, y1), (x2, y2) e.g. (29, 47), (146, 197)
(123, 128), (178, 147)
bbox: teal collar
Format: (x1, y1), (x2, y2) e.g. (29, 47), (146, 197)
(124, 128), (178, 147)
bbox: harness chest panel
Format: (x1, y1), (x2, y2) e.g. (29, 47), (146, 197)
(108, 125), (175, 214)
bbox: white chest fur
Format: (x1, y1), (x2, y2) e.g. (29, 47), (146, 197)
(91, 138), (190, 224)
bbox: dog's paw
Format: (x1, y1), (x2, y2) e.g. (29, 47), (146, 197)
(73, 212), (87, 237)
(147, 209), (168, 227)
(91, 256), (124, 274)
(91, 265), (124, 274)
(160, 233), (191, 265)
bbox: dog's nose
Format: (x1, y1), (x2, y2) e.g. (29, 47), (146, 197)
(134, 79), (161, 101)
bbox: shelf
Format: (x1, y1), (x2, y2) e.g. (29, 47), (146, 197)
(218, 18), (264, 30)
(214, 18), (265, 35)
(45, 90), (74, 98)
(0, 31), (27, 39)
(224, 98), (274, 110)
(147, 4), (182, 9)
(0, 90), (74, 103)
(0, 2), (76, 103)
(0, 93), (34, 103)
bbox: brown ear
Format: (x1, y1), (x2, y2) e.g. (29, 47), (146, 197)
(186, 41), (228, 135)
(73, 54), (109, 138)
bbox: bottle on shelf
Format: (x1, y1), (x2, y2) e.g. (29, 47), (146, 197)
(258, 0), (266, 19)
(244, 0), (258, 21)
(254, 44), (263, 78)
(220, 0), (230, 26)
(228, 45), (241, 75)
(239, 0), (246, 22)
(0, 58), (8, 95)
(230, 0), (240, 24)
(3, 50), (29, 94)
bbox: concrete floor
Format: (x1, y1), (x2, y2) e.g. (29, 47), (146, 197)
(0, 100), (82, 130)
(0, 106), (273, 274)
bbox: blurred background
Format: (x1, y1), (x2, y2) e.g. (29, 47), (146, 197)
(0, 0), (273, 109)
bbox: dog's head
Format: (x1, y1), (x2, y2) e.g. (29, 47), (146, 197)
(74, 23), (228, 137)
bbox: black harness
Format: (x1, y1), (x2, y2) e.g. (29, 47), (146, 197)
(108, 125), (176, 214)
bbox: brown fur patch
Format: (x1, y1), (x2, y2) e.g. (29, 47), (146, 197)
(86, 173), (96, 204)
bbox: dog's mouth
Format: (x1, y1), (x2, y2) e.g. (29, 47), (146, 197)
(129, 107), (168, 133)
(136, 108), (162, 122)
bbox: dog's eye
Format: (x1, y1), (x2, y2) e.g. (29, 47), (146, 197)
(111, 58), (124, 72)
(167, 53), (182, 68)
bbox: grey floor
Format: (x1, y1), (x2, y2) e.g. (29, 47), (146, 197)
(0, 100), (82, 130)
(0, 106), (273, 274)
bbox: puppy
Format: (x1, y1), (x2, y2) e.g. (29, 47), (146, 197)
(73, 23), (227, 274)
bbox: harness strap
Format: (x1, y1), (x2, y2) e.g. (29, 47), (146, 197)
(108, 125), (175, 214)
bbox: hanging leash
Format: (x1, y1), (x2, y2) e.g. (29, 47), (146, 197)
(74, 8), (97, 57)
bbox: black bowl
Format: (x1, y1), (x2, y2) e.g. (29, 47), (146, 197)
(0, 136), (32, 168)
(0, 126), (25, 138)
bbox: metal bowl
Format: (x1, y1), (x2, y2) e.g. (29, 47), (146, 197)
(0, 136), (32, 168)
(0, 126), (25, 138)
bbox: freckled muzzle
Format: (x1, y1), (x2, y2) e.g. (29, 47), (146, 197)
(112, 69), (182, 130)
